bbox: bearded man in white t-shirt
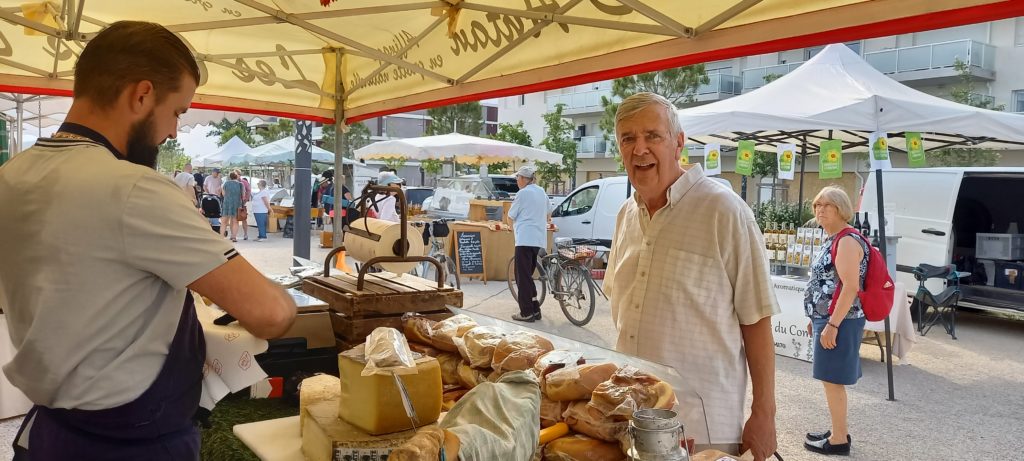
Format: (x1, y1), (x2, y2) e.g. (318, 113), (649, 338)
(174, 162), (198, 206)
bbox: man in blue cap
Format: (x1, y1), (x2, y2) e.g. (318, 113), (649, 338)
(508, 165), (549, 322)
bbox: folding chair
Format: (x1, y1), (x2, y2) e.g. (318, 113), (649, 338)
(911, 264), (961, 339)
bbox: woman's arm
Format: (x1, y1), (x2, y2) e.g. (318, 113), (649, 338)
(821, 236), (865, 349)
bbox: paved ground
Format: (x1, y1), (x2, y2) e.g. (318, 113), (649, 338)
(3, 229), (1023, 460)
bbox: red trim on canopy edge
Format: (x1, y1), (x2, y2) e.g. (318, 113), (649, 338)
(189, 102), (334, 124)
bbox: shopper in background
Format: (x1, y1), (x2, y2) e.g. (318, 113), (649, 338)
(235, 169), (251, 241)
(603, 92), (779, 459)
(251, 179), (273, 242)
(221, 171), (243, 242)
(507, 165), (549, 323)
(204, 167), (223, 196)
(0, 21), (295, 460)
(173, 162), (197, 207)
(371, 172), (403, 222)
(802, 186), (868, 456)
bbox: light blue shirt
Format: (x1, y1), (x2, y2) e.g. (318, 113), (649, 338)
(508, 183), (548, 248)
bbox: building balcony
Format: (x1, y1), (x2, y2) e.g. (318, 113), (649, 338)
(691, 73), (742, 104)
(546, 89), (614, 116)
(864, 39), (995, 85)
(741, 61), (805, 91)
(576, 135), (608, 159)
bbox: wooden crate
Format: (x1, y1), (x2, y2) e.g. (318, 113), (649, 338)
(330, 310), (452, 342)
(302, 271), (463, 317)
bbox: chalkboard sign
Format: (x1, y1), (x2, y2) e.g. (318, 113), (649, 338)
(455, 231), (485, 278)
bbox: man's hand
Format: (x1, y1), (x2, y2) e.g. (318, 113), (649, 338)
(741, 409), (777, 461)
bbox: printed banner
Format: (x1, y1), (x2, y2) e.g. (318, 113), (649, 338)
(869, 131), (892, 170)
(777, 143), (796, 180)
(819, 139), (843, 179)
(735, 140), (754, 176)
(704, 143), (722, 175)
(679, 146), (693, 167)
(905, 132), (927, 168)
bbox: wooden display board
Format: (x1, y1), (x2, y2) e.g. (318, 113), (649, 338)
(455, 230), (486, 283)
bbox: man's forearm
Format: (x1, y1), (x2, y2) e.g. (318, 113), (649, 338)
(740, 316), (777, 416)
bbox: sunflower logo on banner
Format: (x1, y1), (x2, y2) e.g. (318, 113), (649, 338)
(869, 131), (892, 170)
(679, 146), (692, 167)
(704, 143), (722, 175)
(736, 140), (754, 176)
(819, 139), (843, 179)
(905, 132), (927, 168)
(777, 143), (796, 180)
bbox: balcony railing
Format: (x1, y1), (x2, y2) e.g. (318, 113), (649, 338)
(741, 62), (805, 91)
(697, 73), (742, 96)
(576, 135), (607, 155)
(864, 39), (995, 75)
(546, 89), (613, 113)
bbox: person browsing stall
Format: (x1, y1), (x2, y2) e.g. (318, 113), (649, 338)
(0, 22), (296, 460)
(802, 186), (868, 456)
(507, 165), (549, 322)
(174, 162), (198, 206)
(372, 171), (403, 222)
(602, 93), (779, 459)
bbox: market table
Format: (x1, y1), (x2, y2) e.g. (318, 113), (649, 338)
(269, 205), (322, 233)
(770, 275), (916, 364)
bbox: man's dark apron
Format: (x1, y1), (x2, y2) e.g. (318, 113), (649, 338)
(13, 292), (206, 460)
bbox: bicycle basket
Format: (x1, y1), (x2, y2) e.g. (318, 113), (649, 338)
(556, 240), (597, 262)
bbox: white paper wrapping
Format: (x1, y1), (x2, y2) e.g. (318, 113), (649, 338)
(194, 294), (270, 410)
(345, 217), (425, 274)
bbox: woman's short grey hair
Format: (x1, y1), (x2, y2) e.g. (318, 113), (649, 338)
(258, 179), (267, 188)
(614, 92), (682, 139)
(813, 186), (854, 223)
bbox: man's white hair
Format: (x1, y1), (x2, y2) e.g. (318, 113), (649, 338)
(614, 92), (683, 140)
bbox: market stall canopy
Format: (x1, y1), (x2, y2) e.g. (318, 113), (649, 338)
(677, 44), (1024, 153)
(193, 135), (252, 167)
(354, 132), (562, 164)
(0, 1), (1021, 125)
(230, 136), (338, 164)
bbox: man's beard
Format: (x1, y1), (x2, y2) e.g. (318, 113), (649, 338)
(125, 112), (159, 169)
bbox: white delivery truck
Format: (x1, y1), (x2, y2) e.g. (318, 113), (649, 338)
(860, 167), (1024, 312)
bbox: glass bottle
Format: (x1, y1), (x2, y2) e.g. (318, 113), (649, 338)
(853, 212), (862, 233)
(863, 212), (872, 237)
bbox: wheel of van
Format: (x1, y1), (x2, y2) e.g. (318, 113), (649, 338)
(508, 257), (547, 306)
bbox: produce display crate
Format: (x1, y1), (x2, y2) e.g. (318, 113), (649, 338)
(302, 271), (460, 348)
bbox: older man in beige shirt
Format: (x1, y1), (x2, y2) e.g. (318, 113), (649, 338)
(604, 93), (780, 459)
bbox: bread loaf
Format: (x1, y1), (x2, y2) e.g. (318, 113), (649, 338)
(491, 331), (555, 374)
(436, 352), (463, 386)
(533, 351), (585, 380)
(456, 362), (491, 389)
(402, 313), (437, 346)
(388, 426), (445, 461)
(430, 315), (477, 352)
(543, 362), (618, 402)
(543, 434), (626, 461)
(588, 365), (677, 419)
(539, 395), (570, 428)
(454, 326), (505, 368)
(562, 401), (627, 442)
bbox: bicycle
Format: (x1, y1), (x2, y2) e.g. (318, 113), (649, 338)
(507, 238), (606, 326)
(412, 218), (461, 289)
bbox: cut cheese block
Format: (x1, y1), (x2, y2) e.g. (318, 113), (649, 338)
(302, 399), (425, 461)
(338, 353), (443, 435)
(299, 374), (341, 436)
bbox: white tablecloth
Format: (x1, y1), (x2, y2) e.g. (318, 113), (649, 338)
(770, 276), (916, 364)
(0, 315), (33, 419)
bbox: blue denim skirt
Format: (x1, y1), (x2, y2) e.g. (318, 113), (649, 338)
(811, 316), (866, 385)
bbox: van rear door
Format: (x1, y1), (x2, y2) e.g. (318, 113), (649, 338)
(861, 169), (964, 292)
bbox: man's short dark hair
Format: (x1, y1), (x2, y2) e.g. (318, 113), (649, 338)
(74, 21), (200, 108)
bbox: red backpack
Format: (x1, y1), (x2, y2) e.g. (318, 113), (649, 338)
(828, 228), (895, 322)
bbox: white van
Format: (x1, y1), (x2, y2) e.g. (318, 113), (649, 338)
(551, 176), (631, 246)
(860, 167), (1024, 312)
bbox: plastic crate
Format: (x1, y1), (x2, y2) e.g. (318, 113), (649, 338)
(994, 261), (1024, 290)
(976, 233), (1024, 261)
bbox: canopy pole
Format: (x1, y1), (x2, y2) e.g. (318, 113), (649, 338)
(333, 49), (347, 252)
(15, 99), (22, 154)
(293, 120), (314, 262)
(797, 135), (807, 222)
(875, 168), (896, 401)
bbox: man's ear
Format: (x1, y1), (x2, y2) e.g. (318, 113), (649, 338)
(126, 80), (156, 116)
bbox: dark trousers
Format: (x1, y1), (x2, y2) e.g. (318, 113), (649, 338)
(515, 246), (541, 316)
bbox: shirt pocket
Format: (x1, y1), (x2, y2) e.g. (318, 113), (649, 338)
(659, 249), (722, 316)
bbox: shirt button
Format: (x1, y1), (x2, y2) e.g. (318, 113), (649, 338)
(640, 271), (646, 277)
(629, 335), (636, 340)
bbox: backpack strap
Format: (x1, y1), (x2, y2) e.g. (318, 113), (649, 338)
(828, 227), (867, 315)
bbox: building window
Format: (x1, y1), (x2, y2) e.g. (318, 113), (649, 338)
(1013, 90), (1024, 113)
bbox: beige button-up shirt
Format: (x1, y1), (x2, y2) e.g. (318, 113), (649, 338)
(604, 164), (779, 444)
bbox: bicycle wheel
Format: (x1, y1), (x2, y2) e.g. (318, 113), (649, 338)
(555, 263), (596, 326)
(507, 257), (546, 306)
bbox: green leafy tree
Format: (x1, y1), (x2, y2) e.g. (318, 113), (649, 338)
(383, 158), (407, 171)
(321, 122), (371, 158)
(156, 139), (189, 174)
(598, 65), (710, 170)
(929, 59), (1004, 167)
(421, 159), (445, 185)
(208, 118), (256, 147)
(426, 102), (484, 136)
(489, 121), (534, 173)
(255, 119), (295, 145)
(538, 104), (578, 191)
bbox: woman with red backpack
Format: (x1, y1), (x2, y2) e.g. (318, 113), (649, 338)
(802, 186), (868, 456)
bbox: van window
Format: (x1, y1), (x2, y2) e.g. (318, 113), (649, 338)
(555, 186), (599, 217)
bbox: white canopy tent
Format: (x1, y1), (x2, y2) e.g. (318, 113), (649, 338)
(354, 132), (562, 165)
(193, 135), (252, 167)
(232, 136), (337, 165)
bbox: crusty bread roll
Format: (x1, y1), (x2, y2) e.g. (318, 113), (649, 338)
(539, 395), (571, 428)
(455, 326), (505, 368)
(543, 434), (626, 461)
(442, 388), (469, 411)
(533, 350), (585, 381)
(456, 362), (491, 389)
(436, 352), (463, 386)
(401, 313), (437, 346)
(562, 401), (628, 442)
(430, 315), (478, 352)
(588, 365), (677, 419)
(408, 341), (442, 357)
(389, 426), (445, 461)
(543, 362), (618, 402)
(491, 331), (555, 374)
